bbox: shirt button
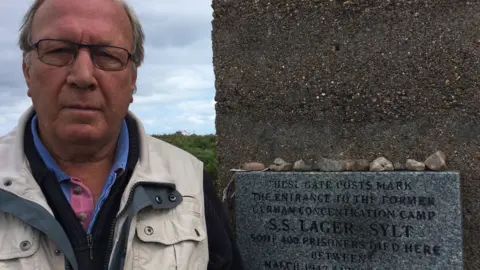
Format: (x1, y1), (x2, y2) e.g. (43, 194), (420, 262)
(73, 185), (83, 195)
(77, 213), (88, 222)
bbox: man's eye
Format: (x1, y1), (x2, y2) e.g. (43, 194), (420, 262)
(98, 51), (117, 59)
(46, 48), (73, 54)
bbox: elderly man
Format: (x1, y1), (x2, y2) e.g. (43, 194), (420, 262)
(0, 0), (243, 269)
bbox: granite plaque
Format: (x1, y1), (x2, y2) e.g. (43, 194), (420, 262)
(235, 172), (463, 270)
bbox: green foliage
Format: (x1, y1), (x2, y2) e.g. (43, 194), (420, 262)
(152, 133), (217, 181)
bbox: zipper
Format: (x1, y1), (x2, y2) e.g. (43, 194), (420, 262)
(103, 182), (140, 270)
(87, 234), (94, 260)
(65, 234), (93, 270)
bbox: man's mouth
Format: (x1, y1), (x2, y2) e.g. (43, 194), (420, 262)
(65, 105), (100, 111)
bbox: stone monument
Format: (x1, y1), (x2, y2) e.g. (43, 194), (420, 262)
(235, 171), (463, 269)
(212, 0), (480, 268)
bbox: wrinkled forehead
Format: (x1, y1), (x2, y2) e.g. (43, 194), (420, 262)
(31, 0), (133, 49)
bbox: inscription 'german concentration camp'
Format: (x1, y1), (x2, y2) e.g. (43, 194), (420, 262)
(235, 172), (463, 270)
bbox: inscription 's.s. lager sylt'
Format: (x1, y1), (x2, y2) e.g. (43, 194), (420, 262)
(235, 172), (463, 269)
(266, 218), (414, 238)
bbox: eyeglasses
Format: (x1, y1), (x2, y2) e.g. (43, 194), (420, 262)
(32, 39), (133, 71)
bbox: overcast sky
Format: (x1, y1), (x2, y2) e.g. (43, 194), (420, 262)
(0, 0), (216, 135)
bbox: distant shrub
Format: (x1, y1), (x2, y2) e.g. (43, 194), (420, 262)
(152, 133), (217, 182)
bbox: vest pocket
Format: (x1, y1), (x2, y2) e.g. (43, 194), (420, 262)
(133, 197), (208, 270)
(0, 214), (40, 269)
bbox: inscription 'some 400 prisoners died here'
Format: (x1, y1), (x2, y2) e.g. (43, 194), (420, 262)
(235, 172), (463, 270)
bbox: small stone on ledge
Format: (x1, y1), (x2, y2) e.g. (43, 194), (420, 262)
(370, 157), (394, 171)
(406, 159), (426, 171)
(241, 162), (266, 171)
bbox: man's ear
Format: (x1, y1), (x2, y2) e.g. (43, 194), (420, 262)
(130, 68), (137, 103)
(22, 53), (32, 97)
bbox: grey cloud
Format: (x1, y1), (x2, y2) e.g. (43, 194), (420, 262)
(0, 62), (25, 94)
(143, 38), (213, 66)
(0, 2), (29, 26)
(0, 1), (29, 111)
(0, 74), (25, 93)
(133, 63), (213, 97)
(140, 14), (212, 49)
(0, 29), (21, 47)
(0, 49), (27, 101)
(130, 0), (213, 18)
(131, 0), (213, 49)
(130, 2), (214, 98)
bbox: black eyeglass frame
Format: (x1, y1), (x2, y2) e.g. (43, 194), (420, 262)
(32, 38), (134, 71)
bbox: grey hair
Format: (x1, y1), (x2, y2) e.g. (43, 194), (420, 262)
(18, 0), (145, 69)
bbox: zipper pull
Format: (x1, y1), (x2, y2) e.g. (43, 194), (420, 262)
(87, 234), (94, 260)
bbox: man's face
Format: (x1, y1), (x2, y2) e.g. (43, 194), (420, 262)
(23, 0), (137, 144)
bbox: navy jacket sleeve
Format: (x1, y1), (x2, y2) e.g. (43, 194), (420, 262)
(203, 170), (245, 270)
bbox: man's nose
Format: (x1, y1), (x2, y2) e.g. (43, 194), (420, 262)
(66, 48), (98, 90)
